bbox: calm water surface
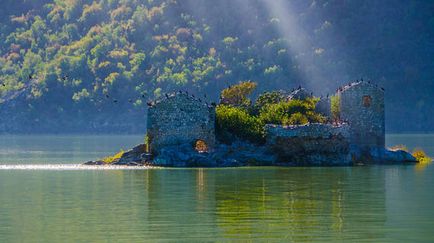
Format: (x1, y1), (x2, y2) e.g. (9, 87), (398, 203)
(0, 134), (433, 242)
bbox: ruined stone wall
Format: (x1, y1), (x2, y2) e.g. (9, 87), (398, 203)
(337, 82), (385, 149)
(266, 123), (350, 140)
(315, 97), (331, 117)
(147, 93), (216, 155)
(265, 124), (351, 165)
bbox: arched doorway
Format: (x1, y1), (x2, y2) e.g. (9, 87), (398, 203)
(195, 139), (208, 153)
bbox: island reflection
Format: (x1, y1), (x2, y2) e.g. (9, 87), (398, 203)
(134, 167), (387, 241)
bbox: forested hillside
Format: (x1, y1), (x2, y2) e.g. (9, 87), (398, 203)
(0, 0), (433, 133)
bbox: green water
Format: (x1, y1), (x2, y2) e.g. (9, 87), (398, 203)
(0, 135), (433, 242)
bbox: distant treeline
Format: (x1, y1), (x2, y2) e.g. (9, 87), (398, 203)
(0, 0), (433, 133)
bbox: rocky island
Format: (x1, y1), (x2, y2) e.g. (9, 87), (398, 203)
(85, 80), (419, 167)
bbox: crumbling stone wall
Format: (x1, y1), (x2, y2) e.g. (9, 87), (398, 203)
(265, 124), (351, 165)
(147, 92), (216, 155)
(337, 81), (385, 149)
(287, 87), (312, 100)
(315, 97), (331, 117)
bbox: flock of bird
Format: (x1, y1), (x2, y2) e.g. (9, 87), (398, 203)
(1, 76), (386, 105)
(147, 90), (213, 107)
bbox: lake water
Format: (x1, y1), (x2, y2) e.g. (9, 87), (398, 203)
(0, 134), (433, 242)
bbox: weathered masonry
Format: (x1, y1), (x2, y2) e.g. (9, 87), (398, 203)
(337, 81), (385, 150)
(265, 123), (351, 165)
(146, 92), (216, 155)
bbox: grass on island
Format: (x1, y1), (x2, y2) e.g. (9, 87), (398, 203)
(101, 150), (125, 164)
(412, 149), (432, 164)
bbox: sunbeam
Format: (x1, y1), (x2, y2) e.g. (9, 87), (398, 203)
(261, 0), (348, 93)
(263, 1), (323, 88)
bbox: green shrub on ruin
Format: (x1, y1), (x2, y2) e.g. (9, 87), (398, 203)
(216, 95), (327, 144)
(253, 91), (285, 114)
(330, 95), (341, 121)
(215, 104), (265, 144)
(258, 98), (326, 125)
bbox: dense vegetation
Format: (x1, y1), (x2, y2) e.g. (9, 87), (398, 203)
(0, 0), (433, 133)
(216, 82), (325, 144)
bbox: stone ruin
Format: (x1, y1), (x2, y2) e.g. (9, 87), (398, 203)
(337, 81), (385, 150)
(265, 81), (387, 164)
(265, 123), (351, 165)
(141, 81), (414, 166)
(146, 92), (216, 155)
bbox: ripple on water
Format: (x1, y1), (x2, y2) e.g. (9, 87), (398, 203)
(0, 164), (156, 170)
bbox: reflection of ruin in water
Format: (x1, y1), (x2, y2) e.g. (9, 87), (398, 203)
(127, 168), (387, 241)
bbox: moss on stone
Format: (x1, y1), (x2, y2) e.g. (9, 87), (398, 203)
(102, 150), (125, 164)
(412, 149), (432, 164)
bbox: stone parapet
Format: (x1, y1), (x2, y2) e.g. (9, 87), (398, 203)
(265, 123), (350, 140)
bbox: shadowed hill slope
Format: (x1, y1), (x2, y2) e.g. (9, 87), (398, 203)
(0, 0), (433, 133)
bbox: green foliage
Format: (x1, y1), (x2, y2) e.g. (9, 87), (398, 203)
(330, 95), (341, 122)
(253, 91), (285, 113)
(216, 95), (326, 144)
(72, 88), (90, 102)
(0, 0), (430, 132)
(215, 105), (265, 144)
(259, 98), (326, 126)
(101, 150), (124, 164)
(220, 81), (257, 107)
(223, 37), (237, 46)
(412, 149), (432, 164)
(264, 65), (281, 75)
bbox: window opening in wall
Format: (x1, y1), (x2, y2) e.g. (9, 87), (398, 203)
(195, 140), (208, 153)
(363, 95), (372, 107)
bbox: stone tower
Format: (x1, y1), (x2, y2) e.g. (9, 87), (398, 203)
(337, 81), (385, 150)
(146, 92), (216, 155)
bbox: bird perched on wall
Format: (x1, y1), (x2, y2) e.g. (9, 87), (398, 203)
(298, 85), (301, 89)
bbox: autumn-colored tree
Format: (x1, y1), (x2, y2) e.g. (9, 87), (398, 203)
(219, 81), (257, 107)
